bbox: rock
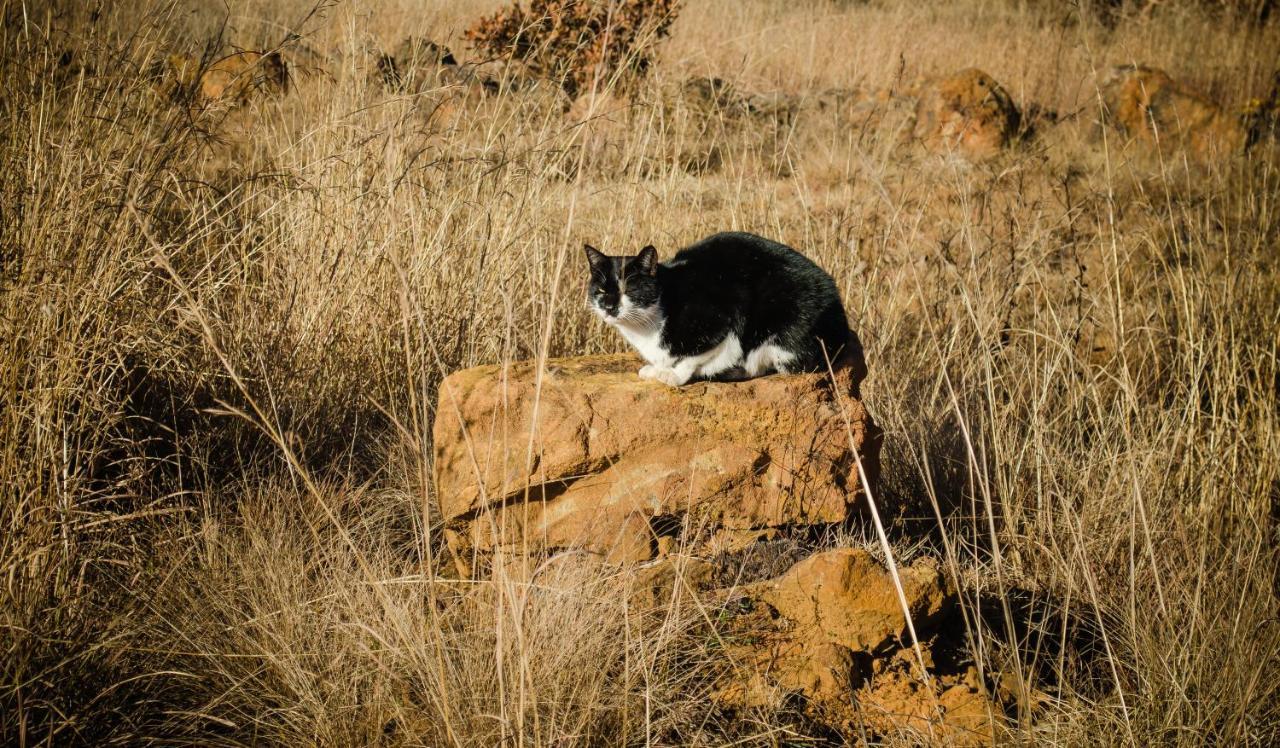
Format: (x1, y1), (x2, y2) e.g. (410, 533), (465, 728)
(1099, 65), (1247, 158)
(760, 548), (949, 653)
(912, 68), (1021, 159)
(628, 555), (716, 610)
(160, 51), (289, 106)
(854, 665), (1002, 746)
(377, 37), (460, 92)
(716, 630), (867, 712)
(679, 76), (742, 112)
(777, 641), (866, 704)
(433, 351), (877, 565)
(192, 51), (289, 105)
(711, 548), (1003, 745)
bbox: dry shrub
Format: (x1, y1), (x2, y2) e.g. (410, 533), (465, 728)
(114, 487), (730, 746)
(466, 0), (680, 98)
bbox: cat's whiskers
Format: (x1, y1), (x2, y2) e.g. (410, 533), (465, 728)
(615, 300), (663, 332)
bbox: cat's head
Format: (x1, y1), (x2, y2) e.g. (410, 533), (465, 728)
(584, 244), (659, 324)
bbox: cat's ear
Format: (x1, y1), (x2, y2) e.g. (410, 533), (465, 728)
(636, 245), (658, 275)
(584, 244), (608, 273)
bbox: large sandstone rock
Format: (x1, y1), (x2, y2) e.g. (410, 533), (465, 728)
(913, 68), (1021, 159)
(1099, 65), (1247, 158)
(433, 352), (878, 565)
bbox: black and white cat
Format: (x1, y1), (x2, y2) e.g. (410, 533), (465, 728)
(584, 231), (853, 386)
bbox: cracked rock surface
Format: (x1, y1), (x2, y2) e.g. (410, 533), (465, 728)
(433, 352), (877, 566)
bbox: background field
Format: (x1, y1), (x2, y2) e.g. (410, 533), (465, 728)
(3, 0), (1279, 744)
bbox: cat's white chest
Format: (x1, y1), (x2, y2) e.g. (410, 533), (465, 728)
(608, 301), (671, 366)
(615, 321), (671, 366)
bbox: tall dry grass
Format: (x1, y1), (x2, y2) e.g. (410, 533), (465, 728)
(2, 0), (1279, 744)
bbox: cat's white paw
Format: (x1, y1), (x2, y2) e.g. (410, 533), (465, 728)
(651, 367), (686, 387)
(638, 365), (657, 380)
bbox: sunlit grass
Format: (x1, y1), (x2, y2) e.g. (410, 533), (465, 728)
(2, 0), (1278, 744)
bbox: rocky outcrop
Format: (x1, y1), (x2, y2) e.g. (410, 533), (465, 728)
(433, 351), (877, 567)
(913, 68), (1021, 159)
(712, 548), (1005, 746)
(432, 352), (1027, 742)
(1099, 65), (1247, 158)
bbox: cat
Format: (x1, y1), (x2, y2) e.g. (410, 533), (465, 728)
(584, 231), (854, 386)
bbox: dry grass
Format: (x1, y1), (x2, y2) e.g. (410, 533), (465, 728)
(2, 0), (1279, 744)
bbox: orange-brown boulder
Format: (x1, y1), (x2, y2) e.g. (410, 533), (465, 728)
(433, 352), (878, 565)
(199, 51), (288, 104)
(912, 68), (1021, 159)
(854, 662), (1002, 746)
(712, 549), (1003, 745)
(759, 547), (949, 652)
(1099, 64), (1246, 158)
(164, 51), (289, 106)
(715, 631), (865, 713)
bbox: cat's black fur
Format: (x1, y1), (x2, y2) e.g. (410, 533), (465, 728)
(585, 231), (855, 385)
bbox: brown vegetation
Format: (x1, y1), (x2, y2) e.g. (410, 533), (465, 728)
(3, 0), (1280, 745)
(466, 0), (680, 98)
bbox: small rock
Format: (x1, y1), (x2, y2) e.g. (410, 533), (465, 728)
(939, 680), (1002, 745)
(377, 37), (458, 91)
(1099, 64), (1247, 158)
(713, 548), (1002, 743)
(760, 548), (949, 652)
(680, 75), (741, 111)
(855, 666), (1002, 746)
(913, 68), (1021, 159)
(178, 51), (289, 106)
(776, 641), (866, 703)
